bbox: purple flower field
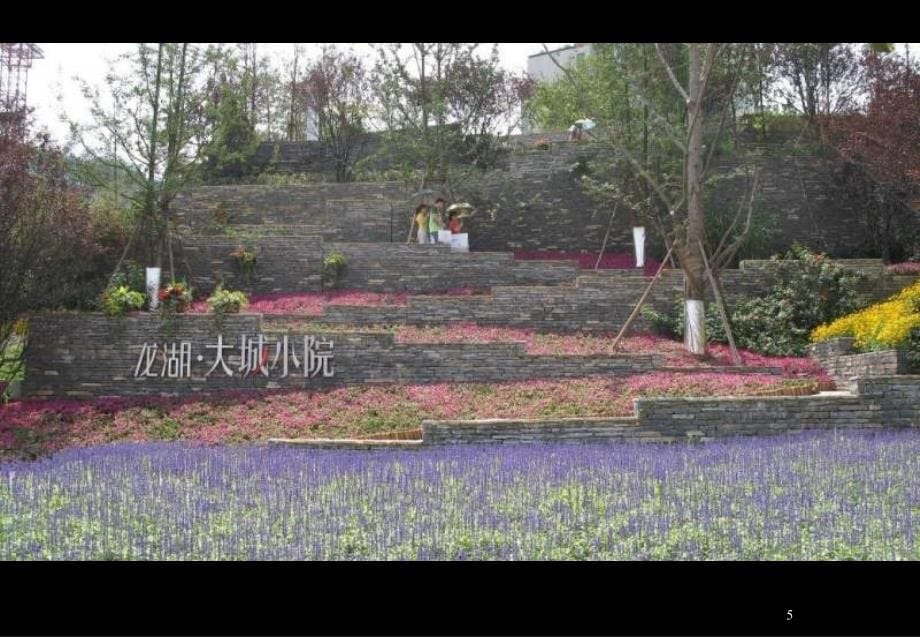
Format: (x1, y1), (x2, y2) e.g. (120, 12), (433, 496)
(2, 431), (918, 560)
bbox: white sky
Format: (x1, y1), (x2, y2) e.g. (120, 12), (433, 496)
(27, 43), (569, 144)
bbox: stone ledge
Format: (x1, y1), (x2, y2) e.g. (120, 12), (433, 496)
(423, 415), (640, 427)
(421, 375), (920, 444)
(268, 438), (425, 450)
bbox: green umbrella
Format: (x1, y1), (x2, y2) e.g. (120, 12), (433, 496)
(408, 188), (445, 203)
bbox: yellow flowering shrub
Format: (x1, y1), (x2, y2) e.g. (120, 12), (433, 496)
(811, 280), (920, 350)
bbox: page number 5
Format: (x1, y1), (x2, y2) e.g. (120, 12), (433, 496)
(786, 609), (793, 621)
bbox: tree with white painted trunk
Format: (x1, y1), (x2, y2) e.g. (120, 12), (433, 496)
(532, 43), (760, 355)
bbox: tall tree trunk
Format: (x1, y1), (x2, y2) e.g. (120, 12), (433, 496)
(435, 45), (446, 183)
(145, 44), (164, 268)
(683, 43), (708, 355)
(417, 45), (431, 186)
(642, 47), (650, 220)
(162, 43), (188, 282)
(112, 94), (119, 207)
(250, 44), (258, 126)
(287, 51), (299, 141)
(757, 51), (766, 141)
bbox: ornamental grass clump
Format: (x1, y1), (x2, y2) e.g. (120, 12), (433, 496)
(207, 287), (249, 332)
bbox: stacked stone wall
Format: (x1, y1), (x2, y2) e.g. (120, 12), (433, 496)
(196, 139), (919, 259)
(21, 313), (660, 399)
(420, 375), (920, 444)
(171, 183), (407, 242)
(810, 337), (913, 391)
(327, 266), (913, 334)
(179, 239), (581, 295)
(181, 236), (324, 294)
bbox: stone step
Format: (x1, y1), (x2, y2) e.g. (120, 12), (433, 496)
(201, 223), (327, 237)
(268, 439), (425, 450)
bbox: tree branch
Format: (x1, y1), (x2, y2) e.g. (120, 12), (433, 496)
(655, 44), (690, 103)
(712, 169), (760, 270)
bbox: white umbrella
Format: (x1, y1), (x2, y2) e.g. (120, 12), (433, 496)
(575, 118), (596, 130)
(448, 203), (475, 219)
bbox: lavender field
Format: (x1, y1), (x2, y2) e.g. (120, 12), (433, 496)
(2, 432), (919, 560)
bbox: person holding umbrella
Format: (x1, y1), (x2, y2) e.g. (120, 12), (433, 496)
(446, 202), (474, 252)
(412, 204), (430, 244)
(568, 122), (583, 141)
(448, 209), (463, 233)
(405, 188), (443, 244)
(429, 197), (447, 243)
(447, 202), (473, 232)
(568, 118), (596, 141)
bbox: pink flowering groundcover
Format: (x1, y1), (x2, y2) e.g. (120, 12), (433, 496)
(1, 371), (816, 459)
(885, 262), (920, 275)
(188, 288), (486, 316)
(514, 250), (663, 276)
(393, 326), (827, 377)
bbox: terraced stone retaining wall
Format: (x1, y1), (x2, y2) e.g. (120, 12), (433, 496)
(312, 268), (916, 333)
(180, 239), (580, 295)
(420, 375), (920, 444)
(810, 338), (912, 390)
(171, 183), (406, 241)
(21, 313), (660, 399)
(184, 145), (916, 257)
(180, 236), (325, 294)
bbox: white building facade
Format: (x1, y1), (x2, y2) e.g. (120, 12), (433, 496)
(523, 44), (593, 133)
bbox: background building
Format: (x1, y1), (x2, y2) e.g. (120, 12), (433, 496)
(526, 43), (592, 82)
(523, 44), (592, 132)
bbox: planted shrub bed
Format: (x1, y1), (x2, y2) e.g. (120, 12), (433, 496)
(3, 431), (919, 560)
(812, 280), (920, 371)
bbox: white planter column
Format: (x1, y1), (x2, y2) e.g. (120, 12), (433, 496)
(146, 267), (162, 311)
(632, 226), (646, 268)
(685, 299), (706, 355)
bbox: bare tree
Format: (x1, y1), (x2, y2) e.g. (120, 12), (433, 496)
(771, 43), (864, 139)
(372, 43), (530, 192)
(285, 45), (304, 141)
(298, 46), (373, 182)
(539, 43), (759, 354)
(70, 43), (206, 273)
